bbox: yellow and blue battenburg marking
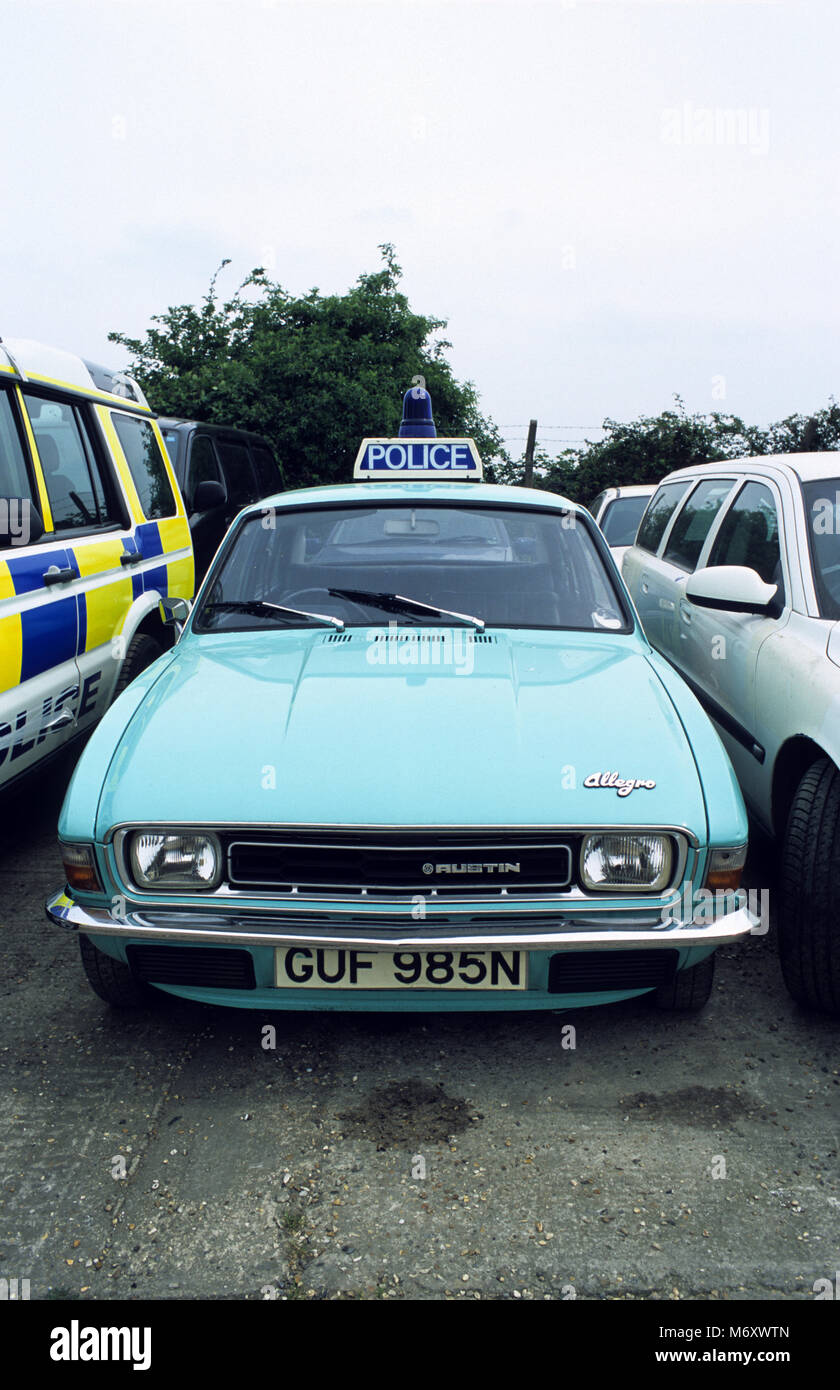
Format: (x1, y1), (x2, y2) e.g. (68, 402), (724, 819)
(353, 387), (483, 480)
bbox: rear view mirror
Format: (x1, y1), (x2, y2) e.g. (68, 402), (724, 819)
(686, 565), (777, 614)
(383, 518), (440, 536)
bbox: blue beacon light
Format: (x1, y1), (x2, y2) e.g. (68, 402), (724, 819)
(399, 386), (436, 438)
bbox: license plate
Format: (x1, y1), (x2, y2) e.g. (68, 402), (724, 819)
(274, 947), (527, 991)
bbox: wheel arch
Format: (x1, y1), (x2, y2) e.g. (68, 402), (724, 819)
(772, 736), (833, 838)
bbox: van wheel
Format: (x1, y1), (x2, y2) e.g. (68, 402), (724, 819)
(79, 935), (155, 1007)
(111, 633), (164, 702)
(779, 757), (840, 1015)
(653, 953), (715, 1011)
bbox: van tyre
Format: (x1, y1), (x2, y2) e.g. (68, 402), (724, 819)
(79, 935), (154, 1007)
(653, 952), (715, 1011)
(779, 757), (840, 1015)
(111, 633), (164, 702)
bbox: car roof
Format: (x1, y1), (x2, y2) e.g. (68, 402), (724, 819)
(600, 484), (658, 500)
(1, 337), (151, 412)
(657, 452), (840, 486)
(238, 480), (585, 518)
(158, 417), (274, 447)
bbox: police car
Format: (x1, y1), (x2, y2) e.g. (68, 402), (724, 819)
(0, 339), (193, 792)
(47, 387), (756, 1015)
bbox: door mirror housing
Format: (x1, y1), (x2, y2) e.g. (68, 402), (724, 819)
(159, 596), (191, 633)
(192, 480), (227, 512)
(686, 565), (778, 614)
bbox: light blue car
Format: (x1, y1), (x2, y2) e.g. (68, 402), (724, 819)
(47, 390), (756, 1015)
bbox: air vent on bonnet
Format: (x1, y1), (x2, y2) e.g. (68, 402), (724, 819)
(320, 632), (497, 645)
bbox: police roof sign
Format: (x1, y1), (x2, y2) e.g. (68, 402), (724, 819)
(353, 437), (483, 481)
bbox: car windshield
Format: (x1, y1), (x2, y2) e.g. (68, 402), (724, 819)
(193, 502), (631, 633)
(802, 478), (840, 619)
(600, 495), (650, 547)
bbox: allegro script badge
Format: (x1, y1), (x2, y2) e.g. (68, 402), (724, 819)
(584, 771), (657, 798)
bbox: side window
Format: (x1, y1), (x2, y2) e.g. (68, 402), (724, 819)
(708, 481), (784, 594)
(662, 478), (734, 572)
(216, 441), (258, 508)
(161, 429), (179, 465)
(635, 481), (691, 554)
(112, 414), (177, 520)
(188, 436), (224, 506)
(0, 389), (39, 547)
(250, 443), (282, 495)
(589, 491), (608, 519)
(24, 393), (118, 533)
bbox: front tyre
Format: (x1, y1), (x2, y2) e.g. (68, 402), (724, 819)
(653, 952), (715, 1011)
(79, 935), (155, 1007)
(111, 632), (165, 703)
(779, 757), (840, 1015)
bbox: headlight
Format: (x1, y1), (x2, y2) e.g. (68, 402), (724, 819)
(580, 833), (673, 892)
(128, 832), (222, 890)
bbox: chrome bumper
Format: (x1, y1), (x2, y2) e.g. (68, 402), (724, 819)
(46, 892), (758, 952)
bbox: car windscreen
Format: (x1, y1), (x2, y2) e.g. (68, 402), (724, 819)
(802, 478), (840, 619)
(193, 502), (632, 633)
(600, 495), (650, 547)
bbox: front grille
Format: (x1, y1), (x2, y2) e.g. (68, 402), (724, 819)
(126, 945), (256, 989)
(226, 830), (576, 896)
(548, 949), (678, 993)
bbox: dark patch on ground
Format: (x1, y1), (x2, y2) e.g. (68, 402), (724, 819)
(621, 1084), (754, 1127)
(338, 1079), (478, 1149)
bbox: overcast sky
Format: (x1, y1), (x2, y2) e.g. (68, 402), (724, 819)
(2, 0), (838, 457)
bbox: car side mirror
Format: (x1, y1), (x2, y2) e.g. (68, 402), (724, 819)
(192, 480), (227, 512)
(686, 565), (777, 614)
(159, 596), (191, 634)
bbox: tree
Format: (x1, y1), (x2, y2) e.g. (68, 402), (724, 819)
(109, 246), (505, 488)
(495, 395), (840, 506)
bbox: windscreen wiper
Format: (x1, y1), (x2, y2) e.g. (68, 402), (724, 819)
(328, 588), (484, 631)
(203, 600), (344, 630)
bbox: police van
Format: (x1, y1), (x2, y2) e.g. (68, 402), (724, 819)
(0, 338), (193, 793)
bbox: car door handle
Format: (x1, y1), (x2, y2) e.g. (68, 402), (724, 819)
(120, 549), (144, 567)
(43, 709), (76, 732)
(42, 565), (79, 586)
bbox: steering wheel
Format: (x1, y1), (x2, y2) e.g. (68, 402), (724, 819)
(280, 587), (370, 620)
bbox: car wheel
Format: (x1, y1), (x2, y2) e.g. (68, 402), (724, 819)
(652, 952), (715, 1011)
(111, 632), (164, 703)
(779, 757), (840, 1015)
(79, 935), (156, 1007)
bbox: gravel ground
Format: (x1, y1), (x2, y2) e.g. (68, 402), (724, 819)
(1, 753), (838, 1302)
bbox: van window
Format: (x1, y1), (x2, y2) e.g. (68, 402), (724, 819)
(0, 390), (39, 547)
(25, 394), (118, 533)
(635, 481), (691, 554)
(250, 443), (282, 494)
(112, 414), (177, 520)
(188, 436), (224, 505)
(216, 441), (257, 508)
